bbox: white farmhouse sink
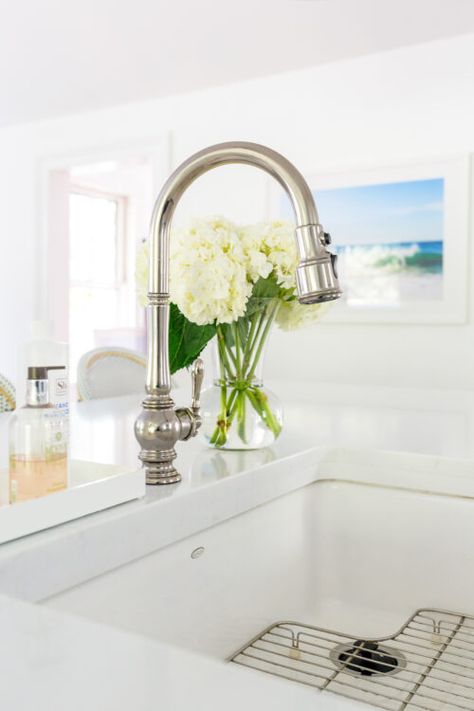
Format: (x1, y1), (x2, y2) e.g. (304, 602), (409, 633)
(42, 450), (474, 711)
(44, 466), (474, 710)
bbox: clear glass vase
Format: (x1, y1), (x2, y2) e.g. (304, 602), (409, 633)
(201, 302), (283, 450)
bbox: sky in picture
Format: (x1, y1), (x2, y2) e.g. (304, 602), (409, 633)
(314, 177), (444, 246)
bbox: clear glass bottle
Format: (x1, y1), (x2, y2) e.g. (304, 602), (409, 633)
(9, 367), (68, 504)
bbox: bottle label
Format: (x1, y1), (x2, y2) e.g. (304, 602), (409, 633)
(46, 366), (69, 416)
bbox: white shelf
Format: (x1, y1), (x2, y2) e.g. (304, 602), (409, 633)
(0, 460), (145, 543)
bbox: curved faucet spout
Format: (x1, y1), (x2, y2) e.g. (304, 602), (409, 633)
(135, 141), (342, 485)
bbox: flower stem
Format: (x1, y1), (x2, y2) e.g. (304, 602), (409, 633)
(242, 312), (259, 373)
(247, 386), (282, 437)
(247, 301), (279, 381)
(247, 310), (266, 365)
(216, 325), (236, 379)
(237, 390), (246, 443)
(232, 322), (242, 378)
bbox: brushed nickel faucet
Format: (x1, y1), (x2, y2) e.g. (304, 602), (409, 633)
(135, 142), (342, 485)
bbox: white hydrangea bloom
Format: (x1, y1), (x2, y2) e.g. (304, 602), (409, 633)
(239, 225), (273, 283)
(276, 299), (330, 331)
(135, 216), (332, 329)
(170, 217), (253, 325)
(243, 220), (298, 290)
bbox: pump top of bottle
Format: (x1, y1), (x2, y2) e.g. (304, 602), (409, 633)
(25, 367), (50, 408)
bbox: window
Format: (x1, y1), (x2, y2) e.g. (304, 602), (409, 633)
(69, 188), (128, 379)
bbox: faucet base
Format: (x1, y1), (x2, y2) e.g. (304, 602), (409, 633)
(139, 447), (181, 485)
(145, 466), (181, 485)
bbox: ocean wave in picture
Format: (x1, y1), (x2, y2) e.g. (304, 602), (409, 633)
(335, 241), (443, 306)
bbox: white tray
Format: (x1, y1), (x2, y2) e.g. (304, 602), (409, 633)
(0, 460), (145, 544)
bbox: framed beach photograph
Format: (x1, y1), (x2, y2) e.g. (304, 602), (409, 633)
(268, 157), (470, 323)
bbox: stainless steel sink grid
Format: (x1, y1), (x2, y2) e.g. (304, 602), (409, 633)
(231, 609), (474, 710)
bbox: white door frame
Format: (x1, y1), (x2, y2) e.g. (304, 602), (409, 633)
(37, 133), (172, 340)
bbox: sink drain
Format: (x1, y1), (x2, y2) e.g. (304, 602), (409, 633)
(330, 640), (405, 677)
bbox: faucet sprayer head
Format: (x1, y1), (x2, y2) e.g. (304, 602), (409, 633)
(294, 224), (342, 304)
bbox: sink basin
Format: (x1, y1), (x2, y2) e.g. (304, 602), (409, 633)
(42, 455), (474, 711)
(44, 478), (474, 662)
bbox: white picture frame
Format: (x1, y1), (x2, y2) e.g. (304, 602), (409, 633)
(268, 156), (470, 324)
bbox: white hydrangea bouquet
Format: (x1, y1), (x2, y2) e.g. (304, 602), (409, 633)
(137, 217), (328, 449)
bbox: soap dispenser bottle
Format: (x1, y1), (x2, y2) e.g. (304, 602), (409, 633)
(9, 367), (68, 504)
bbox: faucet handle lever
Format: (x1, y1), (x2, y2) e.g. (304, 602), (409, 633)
(191, 358), (205, 414)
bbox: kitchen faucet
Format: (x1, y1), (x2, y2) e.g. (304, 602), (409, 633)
(135, 142), (342, 484)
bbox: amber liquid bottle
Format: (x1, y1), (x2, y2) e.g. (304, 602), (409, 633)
(9, 367), (68, 503)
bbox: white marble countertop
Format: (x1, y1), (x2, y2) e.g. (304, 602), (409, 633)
(1, 380), (474, 709)
(72, 378), (474, 466)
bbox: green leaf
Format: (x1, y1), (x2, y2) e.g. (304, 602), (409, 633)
(251, 274), (282, 299)
(169, 303), (216, 374)
(245, 275), (282, 317)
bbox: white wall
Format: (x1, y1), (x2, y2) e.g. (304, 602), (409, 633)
(1, 34), (474, 390)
